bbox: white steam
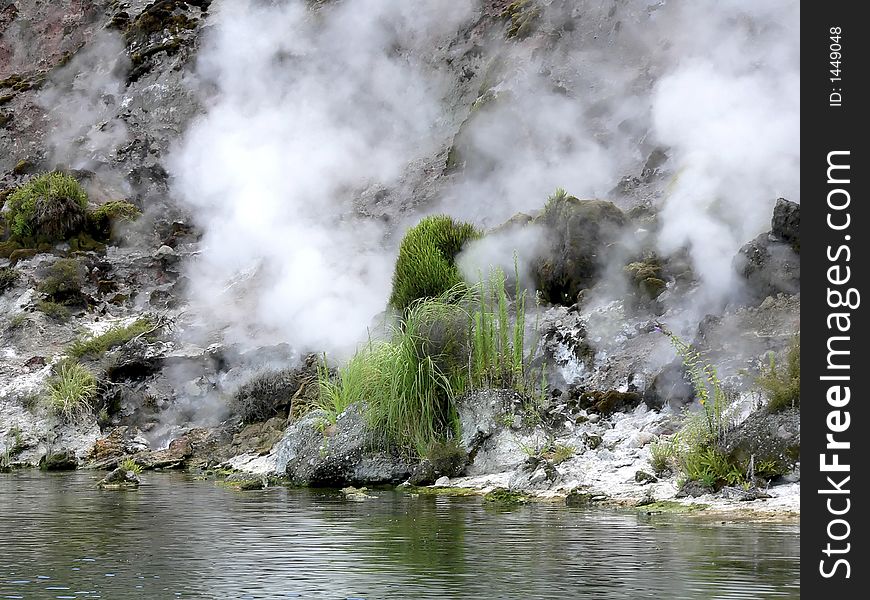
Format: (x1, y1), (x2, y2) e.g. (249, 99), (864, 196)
(170, 0), (475, 355)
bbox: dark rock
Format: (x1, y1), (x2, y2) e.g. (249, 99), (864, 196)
(577, 390), (642, 415)
(565, 489), (594, 507)
(533, 195), (627, 305)
(675, 480), (714, 498)
(720, 486), (772, 501)
(281, 406), (414, 487)
(771, 198), (800, 251)
(231, 355), (319, 423)
(634, 470), (658, 484)
(718, 408), (800, 478)
(39, 450), (78, 471)
(97, 467), (140, 489)
(735, 233), (800, 301)
(23, 356), (46, 370)
(643, 361), (695, 410)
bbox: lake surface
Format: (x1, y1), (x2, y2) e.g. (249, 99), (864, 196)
(0, 472), (799, 599)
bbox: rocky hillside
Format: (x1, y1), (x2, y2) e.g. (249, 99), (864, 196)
(1, 1), (799, 514)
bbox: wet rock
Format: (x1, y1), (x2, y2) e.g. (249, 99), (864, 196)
(97, 466), (141, 489)
(675, 480), (714, 498)
(533, 195), (627, 305)
(134, 428), (212, 470)
(39, 450), (78, 471)
(86, 426), (151, 468)
(225, 473), (267, 490)
(771, 198), (800, 251)
(718, 408), (800, 478)
(341, 486), (374, 500)
(483, 488), (528, 505)
(278, 405), (414, 487)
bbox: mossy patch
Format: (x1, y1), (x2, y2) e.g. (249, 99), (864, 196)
(88, 200), (141, 239)
(483, 487), (529, 504)
(36, 300), (72, 322)
(0, 267), (19, 294)
(405, 485), (478, 497)
(37, 258), (85, 304)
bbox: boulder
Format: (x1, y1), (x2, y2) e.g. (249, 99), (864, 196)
(718, 407), (800, 478)
(278, 405), (414, 486)
(771, 198), (800, 251)
(97, 467), (141, 489)
(533, 195), (626, 305)
(643, 361), (695, 410)
(734, 199), (800, 302)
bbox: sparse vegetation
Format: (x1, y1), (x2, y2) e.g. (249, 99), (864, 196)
(36, 300), (72, 322)
(4, 172), (88, 241)
(68, 318), (155, 360)
(388, 215), (481, 312)
(757, 335), (800, 412)
(45, 361), (98, 421)
(656, 325), (745, 489)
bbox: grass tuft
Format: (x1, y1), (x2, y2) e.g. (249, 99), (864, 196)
(320, 271), (544, 456)
(68, 318), (155, 360)
(46, 361), (97, 421)
(757, 335), (800, 412)
(5, 172), (88, 241)
(388, 215), (481, 312)
(119, 457), (143, 474)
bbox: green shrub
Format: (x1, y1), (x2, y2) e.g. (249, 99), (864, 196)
(46, 361), (97, 421)
(4, 172), (88, 241)
(320, 273), (543, 456)
(679, 446), (744, 489)
(37, 258), (84, 302)
(68, 317), (154, 360)
(757, 335), (800, 412)
(388, 215), (481, 312)
(119, 457), (143, 474)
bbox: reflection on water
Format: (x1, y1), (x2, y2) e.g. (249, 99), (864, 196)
(0, 472), (799, 599)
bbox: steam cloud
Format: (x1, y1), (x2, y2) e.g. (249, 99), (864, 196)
(170, 0), (799, 356)
(170, 0), (475, 356)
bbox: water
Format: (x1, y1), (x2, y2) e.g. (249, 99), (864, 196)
(0, 472), (799, 599)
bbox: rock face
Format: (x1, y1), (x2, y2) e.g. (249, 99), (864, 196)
(533, 195), (627, 305)
(735, 198), (800, 302)
(277, 405), (414, 486)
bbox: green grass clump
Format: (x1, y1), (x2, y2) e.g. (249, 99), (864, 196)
(89, 201), (141, 238)
(5, 172), (88, 241)
(319, 272), (543, 456)
(388, 215), (481, 312)
(119, 457), (143, 474)
(46, 361), (97, 421)
(68, 318), (154, 360)
(757, 335), (800, 412)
